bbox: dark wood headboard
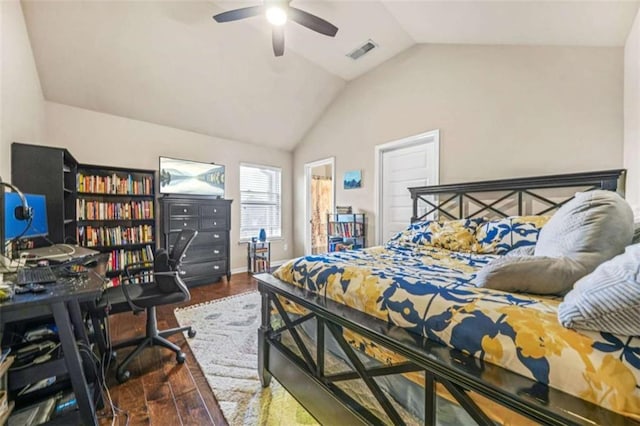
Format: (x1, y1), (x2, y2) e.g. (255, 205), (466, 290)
(409, 169), (626, 222)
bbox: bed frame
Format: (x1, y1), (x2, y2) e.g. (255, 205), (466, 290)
(256, 169), (635, 426)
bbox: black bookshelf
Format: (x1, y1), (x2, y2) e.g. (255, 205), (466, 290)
(76, 164), (156, 287)
(11, 143), (79, 245)
(327, 213), (366, 252)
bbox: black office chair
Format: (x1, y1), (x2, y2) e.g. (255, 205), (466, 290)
(96, 229), (198, 383)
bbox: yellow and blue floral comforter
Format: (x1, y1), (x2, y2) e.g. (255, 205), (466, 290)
(273, 243), (640, 420)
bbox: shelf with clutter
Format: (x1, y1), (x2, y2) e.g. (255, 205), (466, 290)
(327, 212), (366, 252)
(247, 237), (271, 274)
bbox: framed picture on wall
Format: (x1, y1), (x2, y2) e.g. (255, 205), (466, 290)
(344, 170), (362, 189)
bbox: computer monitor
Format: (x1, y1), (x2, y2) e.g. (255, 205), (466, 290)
(4, 193), (49, 240)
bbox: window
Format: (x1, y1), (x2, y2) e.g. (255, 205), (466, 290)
(240, 163), (282, 240)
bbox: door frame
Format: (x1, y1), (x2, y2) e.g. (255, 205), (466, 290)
(304, 157), (336, 255)
(374, 129), (440, 245)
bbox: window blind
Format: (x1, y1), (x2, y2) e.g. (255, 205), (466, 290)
(240, 164), (282, 240)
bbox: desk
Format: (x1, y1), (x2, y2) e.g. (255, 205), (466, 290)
(0, 271), (105, 426)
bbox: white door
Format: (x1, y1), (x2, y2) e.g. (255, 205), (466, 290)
(376, 130), (439, 244)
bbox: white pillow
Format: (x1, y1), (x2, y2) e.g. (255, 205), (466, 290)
(533, 190), (633, 293)
(558, 244), (640, 336)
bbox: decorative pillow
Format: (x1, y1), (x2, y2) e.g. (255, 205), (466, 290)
(558, 244), (640, 335)
(387, 218), (484, 251)
(430, 218), (484, 252)
(388, 220), (436, 245)
(475, 190), (633, 295)
(474, 255), (585, 295)
(474, 215), (550, 255)
(535, 190), (633, 271)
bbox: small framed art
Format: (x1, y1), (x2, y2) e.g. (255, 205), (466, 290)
(344, 170), (362, 189)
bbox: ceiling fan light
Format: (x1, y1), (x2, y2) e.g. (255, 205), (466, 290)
(266, 6), (287, 26)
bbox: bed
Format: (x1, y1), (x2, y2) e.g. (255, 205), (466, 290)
(255, 169), (638, 425)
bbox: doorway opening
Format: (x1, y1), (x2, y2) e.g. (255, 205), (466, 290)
(304, 157), (335, 255)
(375, 130), (439, 245)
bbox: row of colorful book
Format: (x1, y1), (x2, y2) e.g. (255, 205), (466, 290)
(106, 246), (154, 273)
(76, 225), (154, 247)
(108, 270), (154, 287)
(327, 222), (364, 238)
(76, 199), (154, 221)
(77, 173), (153, 195)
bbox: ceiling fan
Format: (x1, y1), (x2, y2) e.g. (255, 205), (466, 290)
(212, 1), (339, 57)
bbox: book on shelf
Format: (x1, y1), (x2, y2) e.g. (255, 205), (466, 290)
(109, 270), (154, 287)
(106, 246), (154, 272)
(253, 258), (269, 273)
(76, 199), (154, 220)
(76, 224), (154, 247)
(335, 206), (352, 214)
(327, 222), (364, 238)
(77, 173), (153, 195)
(328, 241), (358, 252)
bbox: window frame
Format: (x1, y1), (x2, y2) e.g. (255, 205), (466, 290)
(239, 162), (283, 242)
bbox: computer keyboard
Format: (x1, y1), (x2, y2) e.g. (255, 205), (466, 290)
(16, 266), (57, 286)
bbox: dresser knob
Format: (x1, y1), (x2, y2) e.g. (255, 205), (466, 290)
(183, 208), (187, 213)
(183, 222), (187, 227)
(214, 250), (220, 254)
(214, 265), (220, 270)
(214, 234), (219, 238)
(214, 222), (217, 226)
(214, 209), (217, 213)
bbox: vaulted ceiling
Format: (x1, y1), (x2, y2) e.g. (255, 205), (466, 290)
(22, 1), (640, 150)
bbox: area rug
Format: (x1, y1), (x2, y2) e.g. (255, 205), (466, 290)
(174, 292), (318, 425)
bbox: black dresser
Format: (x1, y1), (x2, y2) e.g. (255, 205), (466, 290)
(160, 197), (232, 286)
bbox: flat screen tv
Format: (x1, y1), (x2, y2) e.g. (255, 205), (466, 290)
(159, 156), (225, 197)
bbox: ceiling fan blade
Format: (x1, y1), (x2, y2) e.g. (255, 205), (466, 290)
(272, 26), (285, 57)
(213, 6), (264, 23)
(288, 7), (338, 37)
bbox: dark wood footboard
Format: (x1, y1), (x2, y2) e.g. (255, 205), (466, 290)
(256, 273), (637, 426)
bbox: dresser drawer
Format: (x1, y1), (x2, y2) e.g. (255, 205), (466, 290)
(167, 230), (227, 248)
(200, 204), (227, 218)
(169, 203), (198, 217)
(180, 245), (226, 264)
(179, 260), (226, 278)
(170, 218), (199, 232)
(194, 230), (227, 246)
(200, 217), (228, 231)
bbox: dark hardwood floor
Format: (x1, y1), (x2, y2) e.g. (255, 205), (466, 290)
(98, 273), (257, 426)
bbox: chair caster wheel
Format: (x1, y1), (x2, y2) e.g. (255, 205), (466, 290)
(187, 329), (196, 338)
(177, 352), (186, 364)
(117, 370), (130, 384)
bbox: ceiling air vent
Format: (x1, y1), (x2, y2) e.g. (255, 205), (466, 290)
(347, 40), (378, 60)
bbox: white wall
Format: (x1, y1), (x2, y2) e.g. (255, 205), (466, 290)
(45, 101), (293, 271)
(0, 0), (46, 181)
(294, 44), (624, 255)
(624, 9), (640, 217)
